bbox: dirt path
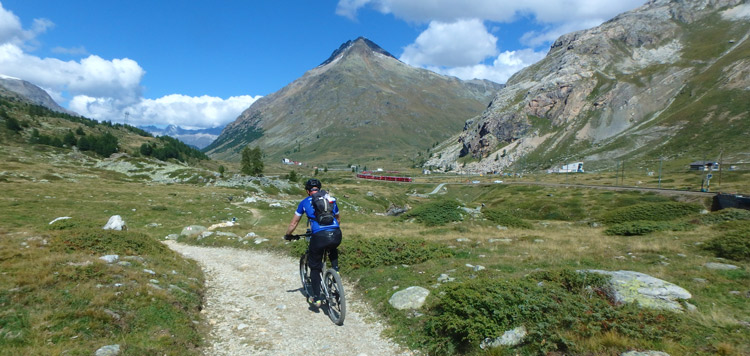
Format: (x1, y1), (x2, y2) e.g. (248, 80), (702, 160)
(164, 241), (411, 356)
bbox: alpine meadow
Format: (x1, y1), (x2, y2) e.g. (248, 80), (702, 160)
(1, 1), (750, 355)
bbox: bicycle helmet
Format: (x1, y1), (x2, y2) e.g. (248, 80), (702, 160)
(304, 178), (322, 191)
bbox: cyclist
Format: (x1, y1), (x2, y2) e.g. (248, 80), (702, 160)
(284, 178), (342, 308)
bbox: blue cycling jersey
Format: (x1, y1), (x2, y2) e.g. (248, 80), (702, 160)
(295, 195), (340, 233)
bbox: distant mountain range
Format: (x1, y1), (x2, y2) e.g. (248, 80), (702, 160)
(426, 0), (750, 173)
(205, 37), (503, 166)
(139, 125), (224, 149)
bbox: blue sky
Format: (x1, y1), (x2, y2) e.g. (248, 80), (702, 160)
(0, 0), (645, 129)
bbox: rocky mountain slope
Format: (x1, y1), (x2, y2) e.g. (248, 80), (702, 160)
(426, 0), (750, 173)
(204, 37), (503, 166)
(0, 74), (73, 115)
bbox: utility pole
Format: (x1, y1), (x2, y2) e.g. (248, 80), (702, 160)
(658, 158), (663, 189)
(615, 161), (619, 186)
(718, 149), (723, 190)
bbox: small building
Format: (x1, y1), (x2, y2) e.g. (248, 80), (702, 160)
(550, 162), (584, 173)
(422, 169), (431, 175)
(689, 161), (719, 171)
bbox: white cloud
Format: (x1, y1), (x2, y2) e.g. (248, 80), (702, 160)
(0, 3), (256, 130)
(52, 45), (88, 56)
(400, 19), (498, 67)
(519, 19), (604, 47)
(340, 0), (645, 84)
(70, 94), (261, 129)
(337, 0), (645, 25)
(429, 48), (547, 83)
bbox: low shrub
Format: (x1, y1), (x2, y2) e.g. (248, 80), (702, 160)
(483, 208), (533, 229)
(599, 202), (702, 224)
(604, 220), (694, 236)
(339, 237), (453, 269)
(401, 198), (463, 226)
(50, 228), (169, 255)
(421, 270), (682, 355)
(703, 225), (750, 261)
(699, 208), (750, 225)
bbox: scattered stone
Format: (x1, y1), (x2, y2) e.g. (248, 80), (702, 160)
(181, 225), (207, 237)
(146, 223), (161, 227)
(208, 221), (235, 230)
(103, 215), (126, 231)
(703, 262), (739, 270)
(437, 274), (455, 283)
(245, 232), (257, 238)
(620, 351), (670, 356)
(389, 286), (430, 310)
(99, 255), (119, 264)
(254, 238), (269, 244)
(586, 270), (691, 312)
(692, 278), (708, 284)
(164, 234), (180, 240)
(489, 238), (512, 243)
(243, 197), (256, 203)
(269, 203), (282, 208)
(237, 323), (250, 330)
(496, 225), (509, 230)
(48, 216), (71, 225)
(456, 238), (470, 242)
(533, 239), (545, 243)
(143, 269), (156, 275)
(480, 326), (527, 349)
(94, 344), (120, 356)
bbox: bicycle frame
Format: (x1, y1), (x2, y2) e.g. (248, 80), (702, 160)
(287, 232), (346, 325)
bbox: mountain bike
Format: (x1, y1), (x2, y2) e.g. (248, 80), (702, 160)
(285, 231), (346, 325)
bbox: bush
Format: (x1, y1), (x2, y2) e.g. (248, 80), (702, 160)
(604, 220), (695, 236)
(421, 270), (681, 355)
(50, 228), (168, 255)
(600, 202), (702, 224)
(704, 225), (750, 261)
(699, 208), (750, 225)
(401, 199), (463, 226)
(320, 237), (453, 270)
(483, 208), (533, 229)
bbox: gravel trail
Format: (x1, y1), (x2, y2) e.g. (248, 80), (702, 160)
(164, 241), (411, 356)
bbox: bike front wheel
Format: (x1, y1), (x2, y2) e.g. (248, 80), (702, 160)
(323, 269), (346, 325)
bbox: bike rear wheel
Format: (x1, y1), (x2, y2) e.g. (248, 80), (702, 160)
(323, 269), (346, 325)
(299, 254), (312, 297)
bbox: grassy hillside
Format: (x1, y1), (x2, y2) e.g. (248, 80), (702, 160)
(2, 91), (749, 355)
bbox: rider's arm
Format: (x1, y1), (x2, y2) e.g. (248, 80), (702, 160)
(285, 213), (302, 236)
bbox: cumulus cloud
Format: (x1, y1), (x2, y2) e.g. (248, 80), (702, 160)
(337, 0), (645, 25)
(339, 0), (645, 83)
(400, 19), (498, 67)
(429, 48), (547, 83)
(0, 3), (257, 129)
(70, 94), (260, 129)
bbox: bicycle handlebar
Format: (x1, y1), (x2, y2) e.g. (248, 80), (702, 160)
(284, 231), (312, 241)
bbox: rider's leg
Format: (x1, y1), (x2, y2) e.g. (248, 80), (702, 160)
(307, 231), (329, 302)
(328, 228), (342, 271)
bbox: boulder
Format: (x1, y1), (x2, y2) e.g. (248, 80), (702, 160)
(181, 225), (207, 237)
(480, 326), (527, 349)
(703, 262), (739, 270)
(95, 344), (120, 356)
(103, 215), (126, 230)
(586, 270), (691, 312)
(389, 286), (430, 310)
(620, 351), (670, 356)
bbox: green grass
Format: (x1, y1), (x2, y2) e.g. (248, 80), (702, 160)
(2, 137), (750, 355)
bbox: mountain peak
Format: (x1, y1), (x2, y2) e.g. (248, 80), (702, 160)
(318, 37), (398, 67)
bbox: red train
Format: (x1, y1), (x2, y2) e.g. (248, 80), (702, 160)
(356, 173), (413, 182)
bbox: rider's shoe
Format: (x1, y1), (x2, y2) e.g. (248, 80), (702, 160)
(308, 296), (322, 308)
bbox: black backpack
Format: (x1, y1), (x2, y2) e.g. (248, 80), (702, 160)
(310, 189), (335, 225)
